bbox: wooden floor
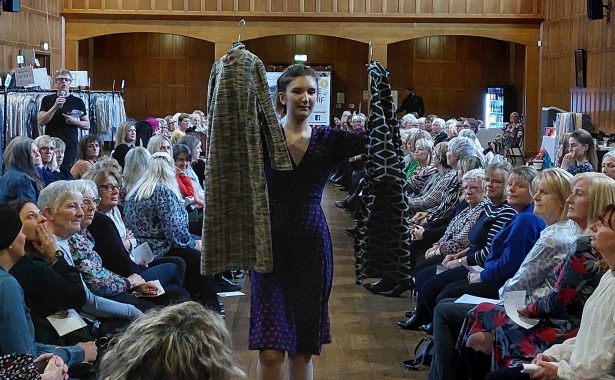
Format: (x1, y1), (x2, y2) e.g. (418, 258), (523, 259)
(223, 183), (429, 380)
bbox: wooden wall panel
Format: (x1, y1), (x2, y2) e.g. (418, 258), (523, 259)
(62, 0), (543, 18)
(388, 36), (521, 120)
(0, 1), (62, 78)
(541, 0), (615, 133)
(243, 35), (369, 119)
(82, 33), (214, 120)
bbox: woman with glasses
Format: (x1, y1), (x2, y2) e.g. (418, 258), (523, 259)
(33, 135), (59, 186)
(70, 135), (102, 179)
(83, 167), (188, 287)
(68, 180), (189, 311)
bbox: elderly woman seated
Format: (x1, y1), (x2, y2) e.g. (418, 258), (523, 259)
(37, 181), (141, 331)
(124, 153), (221, 312)
(68, 179), (190, 311)
(0, 204), (97, 368)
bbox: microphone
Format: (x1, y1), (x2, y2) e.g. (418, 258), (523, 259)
(59, 90), (66, 109)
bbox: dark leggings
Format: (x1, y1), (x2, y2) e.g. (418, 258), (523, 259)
(166, 247), (217, 303)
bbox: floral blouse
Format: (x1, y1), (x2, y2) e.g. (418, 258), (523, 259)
(68, 229), (130, 297)
(438, 198), (490, 256)
(566, 161), (594, 175)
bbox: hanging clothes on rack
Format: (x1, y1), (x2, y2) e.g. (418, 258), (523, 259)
(355, 61), (412, 284)
(201, 43), (292, 275)
(3, 91), (51, 142)
(90, 92), (127, 141)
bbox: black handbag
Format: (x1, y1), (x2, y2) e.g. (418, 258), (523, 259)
(402, 336), (434, 371)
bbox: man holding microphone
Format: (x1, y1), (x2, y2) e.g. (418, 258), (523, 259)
(37, 70), (90, 172)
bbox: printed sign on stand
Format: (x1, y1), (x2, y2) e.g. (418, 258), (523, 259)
(15, 67), (35, 87)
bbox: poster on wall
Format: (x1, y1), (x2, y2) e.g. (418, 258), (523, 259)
(266, 70), (331, 126)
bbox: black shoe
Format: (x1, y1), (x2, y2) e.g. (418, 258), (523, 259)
(215, 276), (241, 292)
(222, 270), (245, 280)
(363, 278), (396, 294)
(419, 323), (433, 335)
(397, 315), (424, 331)
(344, 227), (358, 238)
(381, 281), (415, 297)
(404, 310), (416, 318)
(233, 269), (245, 279)
(335, 200), (348, 209)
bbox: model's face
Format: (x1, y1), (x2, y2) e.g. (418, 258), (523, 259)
(279, 75), (317, 121)
(85, 141), (100, 160)
(568, 137), (587, 160)
(19, 202), (47, 242)
(506, 174), (533, 210)
(98, 175), (120, 211)
(567, 178), (591, 226)
(31, 143), (42, 166)
(533, 182), (564, 225)
(602, 156), (615, 180)
(125, 126), (136, 143)
(38, 144), (55, 165)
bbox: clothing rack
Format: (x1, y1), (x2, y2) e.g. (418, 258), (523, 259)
(1, 87), (127, 152)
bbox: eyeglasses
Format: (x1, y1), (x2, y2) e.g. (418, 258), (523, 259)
(485, 178), (504, 185)
(82, 197), (101, 208)
(99, 184), (121, 192)
(55, 78), (71, 83)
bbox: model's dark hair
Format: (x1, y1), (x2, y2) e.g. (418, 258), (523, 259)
(275, 64), (319, 117)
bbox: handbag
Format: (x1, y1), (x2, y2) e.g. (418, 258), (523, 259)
(402, 336), (434, 371)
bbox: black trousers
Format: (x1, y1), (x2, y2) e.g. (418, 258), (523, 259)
(166, 246), (217, 303)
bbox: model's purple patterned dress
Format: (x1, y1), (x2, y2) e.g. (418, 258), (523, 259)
(249, 127), (364, 355)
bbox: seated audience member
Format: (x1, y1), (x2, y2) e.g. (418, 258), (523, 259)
(50, 138), (73, 180)
(83, 167), (186, 282)
(34, 135), (59, 186)
(403, 128), (431, 179)
(38, 181), (142, 327)
(173, 143), (204, 209)
(9, 199), (91, 346)
(428, 172), (615, 380)
(0, 205), (96, 367)
(0, 136), (44, 203)
(431, 118), (448, 144)
(0, 352), (68, 380)
(123, 147), (151, 195)
(407, 138), (438, 195)
(111, 121), (136, 168)
(99, 301), (246, 380)
(70, 135), (101, 179)
(602, 149), (615, 181)
(69, 180), (190, 311)
(124, 153), (221, 311)
(177, 134), (206, 194)
(483, 202), (615, 380)
(146, 134), (172, 156)
(458, 172), (615, 379)
(350, 113), (367, 132)
(444, 118), (458, 140)
(560, 129), (597, 175)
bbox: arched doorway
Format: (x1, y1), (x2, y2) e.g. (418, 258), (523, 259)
(388, 36), (527, 121)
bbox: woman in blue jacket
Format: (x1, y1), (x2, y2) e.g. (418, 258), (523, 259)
(0, 136), (44, 203)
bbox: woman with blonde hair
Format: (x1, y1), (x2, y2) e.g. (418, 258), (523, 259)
(111, 121), (136, 168)
(99, 301), (245, 380)
(146, 134), (172, 156)
(123, 147), (151, 194)
(458, 172), (615, 378)
(34, 135), (59, 185)
(50, 137), (73, 180)
(124, 153), (220, 312)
